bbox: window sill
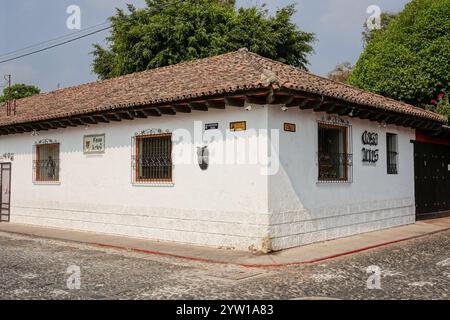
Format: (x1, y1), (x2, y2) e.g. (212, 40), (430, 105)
(317, 180), (352, 184)
(132, 181), (175, 187)
(33, 181), (61, 186)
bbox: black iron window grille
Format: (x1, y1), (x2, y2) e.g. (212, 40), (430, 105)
(318, 122), (353, 183)
(33, 142), (60, 183)
(131, 133), (172, 183)
(387, 133), (398, 174)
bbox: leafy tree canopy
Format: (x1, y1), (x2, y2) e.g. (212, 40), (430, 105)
(92, 0), (315, 79)
(0, 83), (40, 102)
(349, 0), (450, 110)
(361, 11), (398, 47)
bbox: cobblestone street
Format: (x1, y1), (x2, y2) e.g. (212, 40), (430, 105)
(0, 230), (449, 300)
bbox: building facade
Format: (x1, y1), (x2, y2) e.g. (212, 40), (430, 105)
(0, 49), (446, 252)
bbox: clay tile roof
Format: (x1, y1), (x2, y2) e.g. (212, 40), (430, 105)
(0, 48), (446, 127)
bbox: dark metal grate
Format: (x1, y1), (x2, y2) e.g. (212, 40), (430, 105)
(387, 133), (398, 175)
(33, 143), (60, 182)
(318, 152), (353, 182)
(318, 122), (352, 183)
(132, 133), (172, 183)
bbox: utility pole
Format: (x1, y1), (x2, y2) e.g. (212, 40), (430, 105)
(4, 74), (14, 116)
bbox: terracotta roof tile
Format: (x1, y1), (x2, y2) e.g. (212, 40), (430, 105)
(0, 48), (446, 127)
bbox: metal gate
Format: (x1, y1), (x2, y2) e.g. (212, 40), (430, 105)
(0, 163), (11, 222)
(414, 142), (450, 220)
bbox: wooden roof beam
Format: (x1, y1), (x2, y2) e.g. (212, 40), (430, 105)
(245, 95), (267, 105)
(142, 107), (162, 117)
(224, 97), (245, 108)
(159, 107), (177, 115)
(206, 100), (225, 109)
(104, 114), (122, 122)
(173, 105), (191, 113)
(189, 102), (208, 111)
(92, 115), (110, 123)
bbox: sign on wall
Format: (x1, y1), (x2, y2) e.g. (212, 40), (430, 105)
(361, 131), (379, 163)
(205, 123), (219, 130)
(83, 134), (105, 154)
(230, 121), (246, 132)
(284, 123), (296, 132)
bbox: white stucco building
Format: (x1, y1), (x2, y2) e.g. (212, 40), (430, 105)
(0, 49), (447, 252)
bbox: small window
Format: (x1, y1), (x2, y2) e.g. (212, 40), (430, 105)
(34, 143), (60, 182)
(318, 123), (352, 182)
(387, 133), (398, 174)
(134, 133), (172, 183)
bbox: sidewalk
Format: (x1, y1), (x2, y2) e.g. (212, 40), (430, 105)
(0, 217), (449, 268)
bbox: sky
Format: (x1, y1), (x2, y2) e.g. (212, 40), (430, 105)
(0, 0), (411, 93)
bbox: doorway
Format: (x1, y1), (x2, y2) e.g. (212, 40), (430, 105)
(0, 163), (11, 222)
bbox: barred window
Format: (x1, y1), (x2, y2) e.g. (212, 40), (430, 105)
(318, 123), (352, 182)
(34, 143), (60, 182)
(386, 133), (398, 174)
(134, 133), (172, 183)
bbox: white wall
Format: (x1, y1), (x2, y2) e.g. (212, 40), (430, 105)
(0, 107), (271, 250)
(267, 107), (416, 250)
(0, 104), (417, 252)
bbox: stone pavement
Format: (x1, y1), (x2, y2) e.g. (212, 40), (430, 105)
(0, 217), (449, 267)
(0, 229), (449, 299)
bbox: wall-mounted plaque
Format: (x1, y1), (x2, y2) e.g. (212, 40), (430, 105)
(284, 123), (296, 132)
(230, 121), (246, 132)
(205, 123), (219, 130)
(361, 131), (379, 163)
(84, 134), (105, 154)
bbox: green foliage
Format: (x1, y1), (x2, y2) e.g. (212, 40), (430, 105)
(427, 91), (450, 120)
(349, 0), (450, 108)
(0, 83), (40, 102)
(92, 0), (315, 79)
(362, 11), (398, 46)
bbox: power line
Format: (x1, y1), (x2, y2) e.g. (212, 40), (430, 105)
(0, 0), (186, 65)
(0, 21), (110, 59)
(0, 26), (112, 65)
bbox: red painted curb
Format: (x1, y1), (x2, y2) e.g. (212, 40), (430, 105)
(2, 226), (449, 268)
(91, 227), (450, 268)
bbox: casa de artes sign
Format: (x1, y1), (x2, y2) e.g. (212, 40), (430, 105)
(362, 131), (379, 163)
(83, 134), (105, 154)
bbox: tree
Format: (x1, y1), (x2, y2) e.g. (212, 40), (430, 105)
(328, 62), (353, 83)
(0, 83), (40, 102)
(92, 0), (315, 79)
(361, 12), (398, 47)
(349, 0), (450, 115)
